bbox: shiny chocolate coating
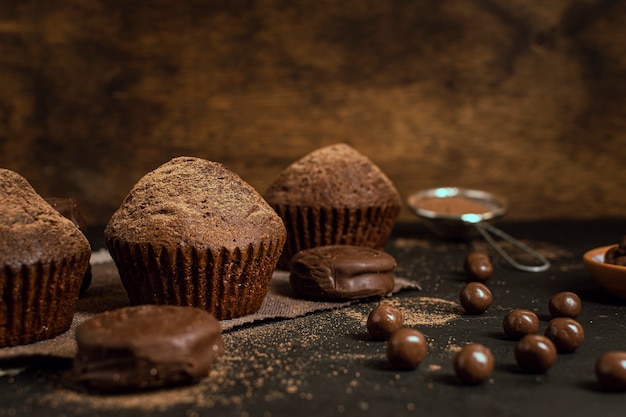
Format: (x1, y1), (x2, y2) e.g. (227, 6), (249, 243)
(595, 351), (626, 391)
(74, 305), (223, 392)
(367, 304), (403, 341)
(548, 291), (582, 319)
(289, 245), (396, 300)
(459, 282), (492, 314)
(604, 235), (626, 266)
(544, 317), (584, 353)
(464, 252), (493, 282)
(514, 334), (557, 374)
(386, 328), (427, 370)
(453, 343), (495, 384)
(503, 309), (539, 339)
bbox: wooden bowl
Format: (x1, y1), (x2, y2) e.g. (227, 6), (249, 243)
(583, 245), (626, 300)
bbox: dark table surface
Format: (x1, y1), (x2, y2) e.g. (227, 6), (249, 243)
(1, 218), (626, 417)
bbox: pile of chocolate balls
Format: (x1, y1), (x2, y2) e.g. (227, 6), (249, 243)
(364, 252), (626, 390)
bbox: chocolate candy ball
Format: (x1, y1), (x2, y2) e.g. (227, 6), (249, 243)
(459, 282), (492, 314)
(544, 317), (584, 353)
(548, 291), (582, 319)
(367, 304), (403, 341)
(464, 252), (493, 282)
(514, 334), (557, 374)
(605, 235), (626, 266)
(386, 328), (427, 370)
(503, 309), (539, 339)
(595, 351), (626, 391)
(453, 343), (495, 384)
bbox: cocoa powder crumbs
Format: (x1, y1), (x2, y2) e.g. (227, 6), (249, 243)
(22, 294), (462, 414)
(0, 256), (460, 415)
(343, 296), (462, 327)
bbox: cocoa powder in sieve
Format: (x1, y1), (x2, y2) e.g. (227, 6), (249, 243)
(416, 197), (491, 216)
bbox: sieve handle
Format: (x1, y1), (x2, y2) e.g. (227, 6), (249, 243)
(473, 222), (551, 272)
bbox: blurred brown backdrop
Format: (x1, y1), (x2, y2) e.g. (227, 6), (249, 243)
(1, 0), (625, 226)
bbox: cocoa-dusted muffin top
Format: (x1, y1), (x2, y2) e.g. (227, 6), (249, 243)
(105, 156), (286, 250)
(265, 143), (400, 207)
(0, 168), (91, 269)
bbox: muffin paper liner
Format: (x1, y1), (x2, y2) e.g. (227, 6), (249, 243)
(106, 237), (285, 320)
(273, 204), (400, 269)
(0, 252), (90, 347)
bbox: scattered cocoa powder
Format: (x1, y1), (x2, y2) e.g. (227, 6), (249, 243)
(345, 296), (461, 328)
(0, 258), (431, 414)
(37, 293), (463, 413)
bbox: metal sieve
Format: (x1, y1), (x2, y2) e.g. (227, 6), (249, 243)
(407, 187), (550, 272)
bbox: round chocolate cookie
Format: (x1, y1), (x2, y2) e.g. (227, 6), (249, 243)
(74, 305), (223, 392)
(289, 245), (396, 300)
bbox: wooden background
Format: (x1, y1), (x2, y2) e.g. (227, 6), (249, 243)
(1, 0), (625, 226)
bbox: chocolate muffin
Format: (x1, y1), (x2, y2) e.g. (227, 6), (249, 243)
(104, 156), (286, 320)
(0, 169), (91, 347)
(265, 143), (401, 269)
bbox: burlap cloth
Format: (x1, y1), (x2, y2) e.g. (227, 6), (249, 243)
(0, 251), (420, 366)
